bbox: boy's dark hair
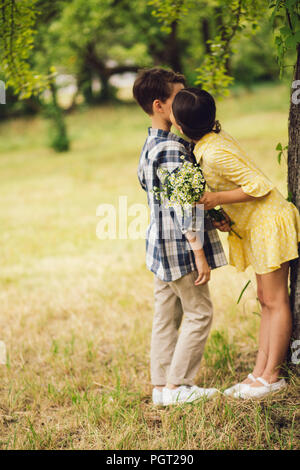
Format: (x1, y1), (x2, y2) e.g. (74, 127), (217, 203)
(133, 68), (186, 115)
(172, 87), (221, 141)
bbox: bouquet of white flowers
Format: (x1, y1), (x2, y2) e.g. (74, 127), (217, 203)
(152, 156), (241, 238)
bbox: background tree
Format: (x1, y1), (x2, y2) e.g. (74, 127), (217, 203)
(149, 0), (267, 95)
(0, 0), (49, 97)
(0, 0), (71, 150)
(269, 0), (300, 346)
(1, 0), (281, 105)
(43, 0), (188, 103)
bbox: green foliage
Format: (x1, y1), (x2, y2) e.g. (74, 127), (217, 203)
(43, 85), (70, 152)
(0, 0), (49, 97)
(231, 21), (280, 85)
(149, 0), (268, 96)
(46, 107), (70, 152)
(204, 329), (236, 373)
(148, 0), (197, 32)
(276, 142), (288, 164)
(0, 0), (287, 106)
(195, 53), (234, 97)
(44, 0), (155, 72)
(269, 0), (300, 74)
(196, 0), (269, 95)
(46, 110), (70, 152)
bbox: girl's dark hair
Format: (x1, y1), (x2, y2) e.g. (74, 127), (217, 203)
(172, 87), (221, 141)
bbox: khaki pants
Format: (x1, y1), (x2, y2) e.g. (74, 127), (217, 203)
(151, 270), (213, 386)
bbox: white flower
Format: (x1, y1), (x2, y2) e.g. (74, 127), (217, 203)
(154, 160), (206, 209)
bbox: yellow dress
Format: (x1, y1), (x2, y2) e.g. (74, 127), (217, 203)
(194, 130), (300, 274)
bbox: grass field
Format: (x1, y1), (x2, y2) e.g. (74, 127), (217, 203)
(0, 83), (299, 450)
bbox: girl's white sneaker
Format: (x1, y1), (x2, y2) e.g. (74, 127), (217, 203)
(223, 373), (256, 397)
(234, 377), (287, 399)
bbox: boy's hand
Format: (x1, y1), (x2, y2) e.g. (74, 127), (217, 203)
(194, 251), (211, 285)
(212, 211), (231, 232)
(185, 234), (211, 284)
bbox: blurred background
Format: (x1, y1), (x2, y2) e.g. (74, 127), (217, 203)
(0, 0), (294, 124)
(0, 0), (298, 450)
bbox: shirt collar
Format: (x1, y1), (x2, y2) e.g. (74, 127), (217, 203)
(148, 127), (194, 151)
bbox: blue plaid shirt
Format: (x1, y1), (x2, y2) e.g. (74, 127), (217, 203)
(137, 127), (227, 282)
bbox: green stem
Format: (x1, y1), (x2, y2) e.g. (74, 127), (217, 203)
(230, 228), (242, 239)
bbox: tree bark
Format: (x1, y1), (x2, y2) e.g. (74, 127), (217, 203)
(214, 7), (231, 75)
(149, 21), (183, 73)
(77, 65), (94, 104)
(164, 21), (182, 73)
(201, 18), (211, 54)
(288, 42), (300, 347)
(83, 42), (139, 102)
(46, 80), (70, 152)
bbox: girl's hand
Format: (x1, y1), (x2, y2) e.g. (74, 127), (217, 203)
(198, 192), (220, 210)
(212, 210), (232, 232)
(212, 218), (231, 232)
(194, 252), (211, 285)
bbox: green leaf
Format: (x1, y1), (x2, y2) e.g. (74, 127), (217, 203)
(286, 35), (298, 49)
(277, 151), (282, 164)
(237, 280), (251, 305)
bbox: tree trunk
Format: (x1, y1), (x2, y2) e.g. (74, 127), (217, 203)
(201, 18), (211, 54)
(214, 7), (231, 75)
(83, 43), (139, 103)
(288, 43), (300, 348)
(165, 21), (182, 73)
(150, 21), (183, 73)
(46, 80), (70, 152)
(78, 65), (94, 104)
(99, 72), (116, 102)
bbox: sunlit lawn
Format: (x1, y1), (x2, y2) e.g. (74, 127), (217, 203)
(0, 83), (299, 449)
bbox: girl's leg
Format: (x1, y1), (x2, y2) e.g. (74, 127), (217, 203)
(240, 275), (271, 384)
(241, 274), (271, 382)
(250, 262), (292, 386)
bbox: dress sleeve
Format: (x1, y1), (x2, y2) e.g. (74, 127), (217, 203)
(208, 144), (274, 197)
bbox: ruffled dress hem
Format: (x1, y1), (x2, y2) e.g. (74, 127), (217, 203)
(228, 202), (300, 274)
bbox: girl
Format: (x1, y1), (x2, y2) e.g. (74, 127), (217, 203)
(170, 87), (300, 399)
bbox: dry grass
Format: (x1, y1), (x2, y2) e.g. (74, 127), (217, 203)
(0, 84), (299, 449)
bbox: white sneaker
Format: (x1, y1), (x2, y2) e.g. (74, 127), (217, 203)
(223, 373), (256, 397)
(152, 388), (163, 405)
(162, 385), (218, 406)
(234, 377), (287, 399)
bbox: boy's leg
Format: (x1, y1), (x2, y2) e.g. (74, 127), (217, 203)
(151, 275), (183, 387)
(166, 270), (213, 386)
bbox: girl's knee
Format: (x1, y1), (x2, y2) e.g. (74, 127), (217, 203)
(263, 293), (290, 311)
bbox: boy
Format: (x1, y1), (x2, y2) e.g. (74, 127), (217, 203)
(133, 68), (228, 405)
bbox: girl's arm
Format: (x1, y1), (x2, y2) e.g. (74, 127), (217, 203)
(198, 187), (269, 210)
(196, 144), (275, 210)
